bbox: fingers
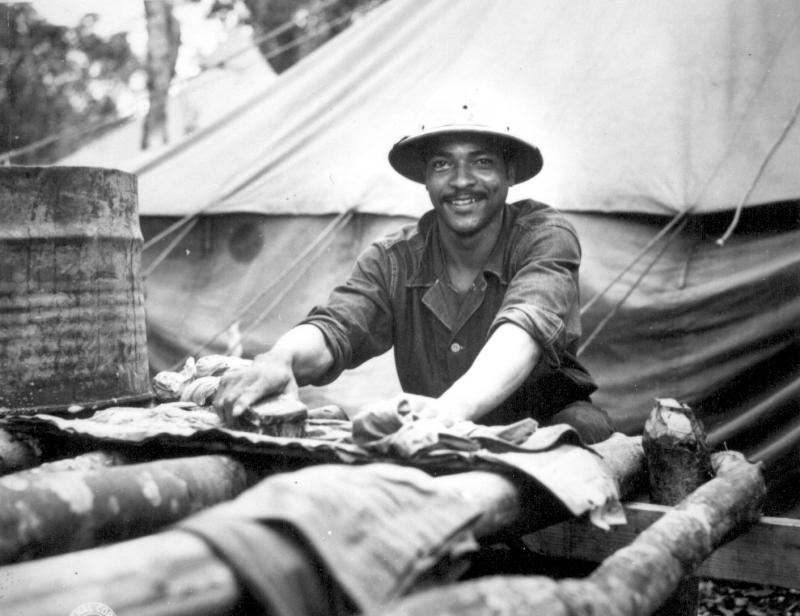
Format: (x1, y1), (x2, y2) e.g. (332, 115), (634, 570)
(212, 359), (294, 425)
(229, 383), (265, 420)
(395, 393), (436, 417)
(416, 397), (459, 427)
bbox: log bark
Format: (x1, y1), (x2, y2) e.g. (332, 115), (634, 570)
(0, 454), (248, 564)
(380, 450), (765, 616)
(0, 428), (44, 475)
(19, 449), (134, 475)
(642, 398), (713, 505)
(0, 529), (241, 616)
(0, 434), (645, 616)
(0, 428), (138, 476)
(642, 398), (713, 616)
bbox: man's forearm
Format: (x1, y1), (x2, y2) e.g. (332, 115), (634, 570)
(438, 322), (542, 422)
(259, 324), (335, 386)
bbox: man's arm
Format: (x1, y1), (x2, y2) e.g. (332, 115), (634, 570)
(213, 324), (333, 422)
(272, 324), (335, 386)
(433, 322), (542, 423)
(214, 238), (396, 424)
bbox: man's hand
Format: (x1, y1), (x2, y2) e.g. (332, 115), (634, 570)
(354, 393), (468, 434)
(212, 353), (299, 425)
(413, 396), (467, 427)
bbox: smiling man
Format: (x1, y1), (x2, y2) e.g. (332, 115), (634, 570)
(214, 114), (615, 443)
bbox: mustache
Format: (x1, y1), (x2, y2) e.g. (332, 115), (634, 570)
(441, 191), (487, 202)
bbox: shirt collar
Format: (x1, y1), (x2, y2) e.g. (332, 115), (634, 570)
(407, 207), (511, 287)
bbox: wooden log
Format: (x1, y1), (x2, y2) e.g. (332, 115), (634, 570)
(642, 398), (713, 616)
(0, 433), (645, 616)
(0, 428), (44, 475)
(594, 433), (646, 495)
(0, 454), (249, 564)
(525, 503), (800, 589)
(0, 427), (136, 477)
(380, 450), (765, 616)
(0, 530), (241, 616)
(642, 398), (713, 505)
(436, 432), (646, 537)
(19, 449), (134, 475)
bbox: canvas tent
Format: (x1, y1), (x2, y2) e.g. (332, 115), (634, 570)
(60, 0), (800, 457)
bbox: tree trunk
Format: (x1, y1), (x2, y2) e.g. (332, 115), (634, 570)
(0, 454), (248, 564)
(643, 398), (714, 616)
(0, 428), (141, 477)
(642, 398), (713, 505)
(0, 529), (241, 616)
(20, 449), (134, 475)
(244, 0), (302, 73)
(0, 434), (645, 616)
(142, 0), (181, 149)
(0, 429), (44, 475)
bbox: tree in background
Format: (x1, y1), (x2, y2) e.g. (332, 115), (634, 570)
(0, 4), (140, 163)
(142, 0), (181, 149)
(208, 0), (384, 73)
(0, 0), (383, 163)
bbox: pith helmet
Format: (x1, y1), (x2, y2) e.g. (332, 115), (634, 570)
(388, 107), (543, 184)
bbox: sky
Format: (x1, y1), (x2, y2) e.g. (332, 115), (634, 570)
(30, 0), (147, 37)
(28, 0), (229, 69)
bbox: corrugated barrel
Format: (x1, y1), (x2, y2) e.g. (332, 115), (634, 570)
(0, 166), (152, 412)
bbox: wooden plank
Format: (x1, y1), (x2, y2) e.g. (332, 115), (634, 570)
(524, 502), (800, 589)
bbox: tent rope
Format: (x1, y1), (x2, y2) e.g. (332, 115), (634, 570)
(131, 7), (361, 181)
(138, 3), (367, 257)
(170, 208), (354, 368)
(716, 95), (800, 246)
(142, 216), (198, 279)
(577, 216), (688, 356)
(737, 373), (800, 466)
(580, 210), (687, 316)
(582, 12), (800, 323)
(244, 211), (356, 334)
(0, 0), (358, 165)
(579, 17), (800, 333)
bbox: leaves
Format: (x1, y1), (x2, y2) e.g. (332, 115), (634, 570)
(204, 0), (387, 73)
(0, 4), (140, 163)
(699, 579), (800, 616)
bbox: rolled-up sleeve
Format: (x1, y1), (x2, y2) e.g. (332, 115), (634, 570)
(299, 242), (395, 385)
(489, 220), (582, 370)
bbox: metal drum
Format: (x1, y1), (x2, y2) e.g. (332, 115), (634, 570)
(0, 166), (152, 413)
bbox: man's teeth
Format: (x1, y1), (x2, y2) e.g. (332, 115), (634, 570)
(450, 196), (478, 205)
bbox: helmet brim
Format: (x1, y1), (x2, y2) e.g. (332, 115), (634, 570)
(388, 124), (543, 184)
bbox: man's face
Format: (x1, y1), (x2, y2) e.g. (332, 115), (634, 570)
(424, 135), (515, 239)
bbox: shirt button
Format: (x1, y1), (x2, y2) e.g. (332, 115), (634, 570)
(450, 342), (462, 353)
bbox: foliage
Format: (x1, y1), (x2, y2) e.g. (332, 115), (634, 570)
(0, 4), (140, 163)
(0, 0), (382, 162)
(699, 579), (800, 615)
(206, 0), (384, 73)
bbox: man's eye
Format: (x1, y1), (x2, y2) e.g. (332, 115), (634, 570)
(430, 160), (450, 171)
(475, 157), (496, 167)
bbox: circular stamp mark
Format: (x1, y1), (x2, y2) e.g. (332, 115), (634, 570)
(69, 602), (116, 616)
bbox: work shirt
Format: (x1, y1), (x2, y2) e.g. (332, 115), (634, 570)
(301, 199), (597, 425)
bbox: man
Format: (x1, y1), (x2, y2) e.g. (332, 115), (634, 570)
(214, 113), (614, 443)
